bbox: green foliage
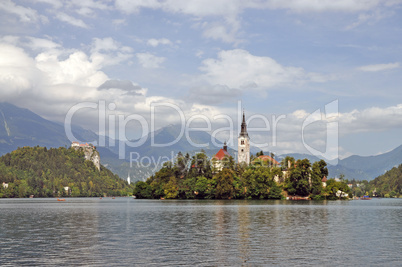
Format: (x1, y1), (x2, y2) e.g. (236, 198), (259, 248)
(133, 181), (152, 199)
(369, 164), (402, 197)
(215, 169), (235, 199)
(134, 151), (285, 200)
(164, 177), (178, 199)
(132, 153), (344, 200)
(0, 146), (132, 198)
(324, 179), (351, 200)
(310, 160), (327, 197)
(285, 159), (311, 197)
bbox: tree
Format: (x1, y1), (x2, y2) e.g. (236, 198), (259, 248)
(285, 159), (311, 196)
(215, 169), (234, 199)
(164, 177), (178, 199)
(133, 181), (152, 199)
(311, 160), (328, 198)
(194, 176), (209, 198)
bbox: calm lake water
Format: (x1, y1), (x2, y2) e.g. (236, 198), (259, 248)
(0, 198), (401, 266)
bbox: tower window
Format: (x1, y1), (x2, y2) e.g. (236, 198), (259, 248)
(241, 149), (244, 152)
(241, 140), (244, 145)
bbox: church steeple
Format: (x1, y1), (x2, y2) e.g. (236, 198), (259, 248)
(238, 109), (250, 165)
(239, 110), (249, 138)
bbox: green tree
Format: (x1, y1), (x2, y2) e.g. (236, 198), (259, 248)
(164, 177), (178, 199)
(215, 169), (234, 199)
(133, 181), (152, 199)
(285, 159), (311, 196)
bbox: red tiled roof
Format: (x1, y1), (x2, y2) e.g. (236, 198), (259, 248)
(213, 148), (231, 160)
(256, 155), (280, 165)
(321, 176), (327, 182)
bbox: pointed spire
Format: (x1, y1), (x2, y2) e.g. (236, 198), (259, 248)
(240, 109), (249, 138)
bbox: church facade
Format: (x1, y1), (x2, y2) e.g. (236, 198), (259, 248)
(237, 111), (250, 165)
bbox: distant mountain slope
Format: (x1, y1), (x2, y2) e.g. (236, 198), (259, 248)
(278, 147), (402, 181)
(0, 102), (134, 179)
(0, 102), (70, 152)
(2, 102), (402, 182)
(328, 145), (402, 181)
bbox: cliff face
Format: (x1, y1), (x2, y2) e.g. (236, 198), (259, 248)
(71, 143), (100, 171)
(82, 147), (101, 171)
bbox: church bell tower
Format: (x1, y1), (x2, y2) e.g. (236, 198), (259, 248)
(238, 111), (250, 165)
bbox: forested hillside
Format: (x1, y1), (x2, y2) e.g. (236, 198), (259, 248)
(370, 164), (402, 197)
(0, 146), (132, 198)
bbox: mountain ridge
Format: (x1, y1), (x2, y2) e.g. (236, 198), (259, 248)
(1, 102), (402, 181)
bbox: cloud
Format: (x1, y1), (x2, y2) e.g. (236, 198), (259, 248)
(113, 0), (402, 43)
(35, 0), (63, 9)
(55, 12), (89, 28)
(91, 37), (123, 53)
(0, 37), (136, 120)
(0, 0), (42, 23)
(339, 104), (402, 134)
(147, 38), (173, 47)
(262, 0), (401, 13)
(0, 43), (39, 95)
(98, 80), (144, 96)
(0, 36), (190, 139)
(201, 21), (240, 44)
(114, 0), (246, 43)
(90, 37), (134, 67)
(357, 62), (400, 72)
(186, 84), (242, 105)
(136, 53), (165, 68)
(199, 49), (329, 91)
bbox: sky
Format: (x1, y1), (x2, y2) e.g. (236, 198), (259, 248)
(1, 0), (402, 161)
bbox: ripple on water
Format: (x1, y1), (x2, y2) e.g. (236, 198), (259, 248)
(0, 198), (401, 266)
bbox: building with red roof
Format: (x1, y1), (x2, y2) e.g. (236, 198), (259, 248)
(253, 155), (280, 166)
(212, 142), (231, 171)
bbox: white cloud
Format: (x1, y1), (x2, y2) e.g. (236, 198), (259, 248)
(0, 43), (39, 94)
(0, 37), (137, 121)
(136, 53), (165, 68)
(339, 104), (402, 134)
(147, 38), (173, 47)
(90, 37), (134, 67)
(357, 62), (400, 72)
(202, 22), (240, 44)
(91, 37), (121, 53)
(113, 0), (402, 43)
(55, 12), (89, 28)
(0, 0), (43, 23)
(262, 0), (401, 13)
(35, 0), (63, 9)
(199, 49), (329, 90)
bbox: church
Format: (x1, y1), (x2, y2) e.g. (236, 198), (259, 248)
(213, 111), (250, 169)
(237, 111), (250, 165)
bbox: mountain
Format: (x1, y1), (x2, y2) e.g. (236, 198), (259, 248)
(0, 102), (70, 153)
(0, 102), (133, 179)
(278, 146), (402, 181)
(328, 145), (402, 181)
(277, 153), (322, 164)
(2, 102), (402, 182)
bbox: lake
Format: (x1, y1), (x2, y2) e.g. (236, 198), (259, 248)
(0, 198), (401, 266)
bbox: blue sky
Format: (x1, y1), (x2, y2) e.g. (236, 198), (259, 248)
(1, 0), (402, 160)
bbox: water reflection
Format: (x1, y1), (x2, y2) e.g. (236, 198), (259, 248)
(1, 198), (401, 266)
